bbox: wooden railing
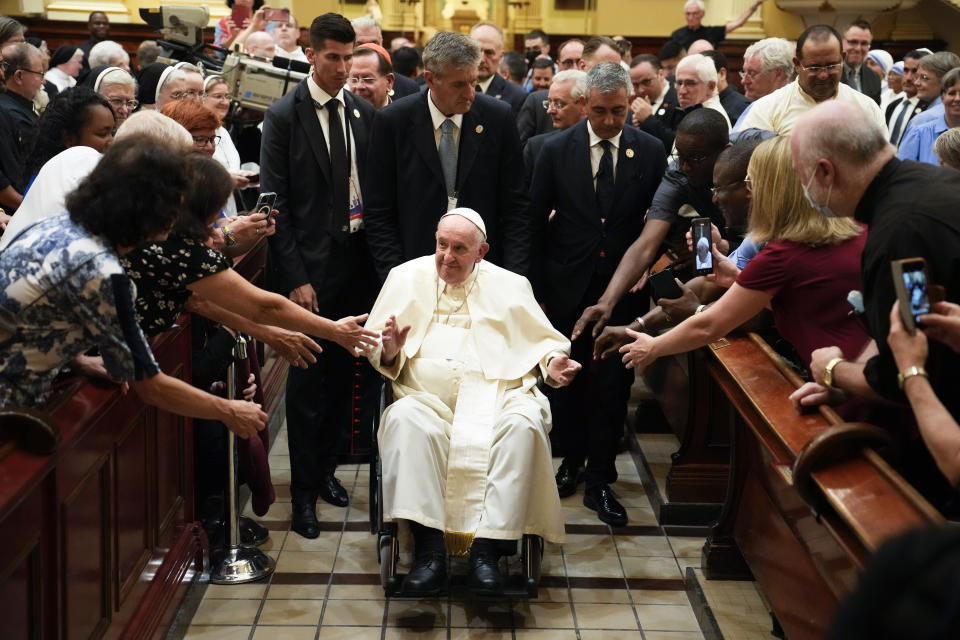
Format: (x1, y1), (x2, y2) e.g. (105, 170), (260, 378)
(698, 333), (942, 640)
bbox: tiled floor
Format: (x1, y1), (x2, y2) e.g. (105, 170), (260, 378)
(176, 422), (772, 640)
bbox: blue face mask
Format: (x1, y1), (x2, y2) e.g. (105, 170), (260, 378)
(802, 169), (837, 218)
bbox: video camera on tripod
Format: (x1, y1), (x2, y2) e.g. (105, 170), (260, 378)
(140, 5), (311, 112)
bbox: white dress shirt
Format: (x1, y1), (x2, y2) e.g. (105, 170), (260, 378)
(427, 89), (463, 150)
(587, 120), (621, 189)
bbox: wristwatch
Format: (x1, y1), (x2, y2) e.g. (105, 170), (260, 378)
(823, 357), (845, 389)
(897, 366), (928, 389)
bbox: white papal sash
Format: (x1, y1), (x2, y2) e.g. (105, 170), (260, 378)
(442, 370), (498, 556)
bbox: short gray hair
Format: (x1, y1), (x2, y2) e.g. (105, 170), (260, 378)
(933, 128), (960, 170)
(743, 37), (795, 80)
(422, 31), (481, 77)
(351, 16), (381, 38)
(584, 62), (631, 96)
(943, 67), (960, 93)
(918, 51), (960, 81)
(115, 111), (192, 149)
(98, 67), (136, 91)
(677, 53), (717, 89)
(89, 40), (129, 68)
(553, 69), (587, 101)
(799, 105), (890, 167)
(684, 0), (706, 11)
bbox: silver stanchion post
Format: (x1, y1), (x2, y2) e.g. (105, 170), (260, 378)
(210, 334), (276, 584)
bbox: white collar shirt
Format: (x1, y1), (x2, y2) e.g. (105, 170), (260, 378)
(587, 120), (622, 189)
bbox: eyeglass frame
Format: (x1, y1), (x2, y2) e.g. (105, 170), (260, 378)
(542, 99), (572, 111)
(798, 61), (843, 75)
(170, 89), (201, 100)
(106, 97), (140, 110)
(710, 179), (745, 197)
(347, 76), (381, 87)
(192, 135), (221, 147)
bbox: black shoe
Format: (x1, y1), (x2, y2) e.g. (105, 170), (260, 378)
(291, 501), (320, 539)
(583, 483), (628, 527)
(402, 553), (447, 595)
(240, 516), (269, 546)
(555, 459), (585, 498)
(468, 539), (504, 596)
(318, 473), (349, 507)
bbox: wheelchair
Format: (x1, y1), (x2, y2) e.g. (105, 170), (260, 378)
(368, 381), (545, 598)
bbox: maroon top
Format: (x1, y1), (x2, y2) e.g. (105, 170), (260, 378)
(737, 227), (870, 370)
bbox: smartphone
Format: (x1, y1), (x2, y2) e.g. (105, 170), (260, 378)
(891, 257), (931, 335)
(230, 4), (251, 28)
(253, 191), (277, 220)
(649, 268), (684, 301)
(691, 217), (713, 276)
(263, 7), (290, 22)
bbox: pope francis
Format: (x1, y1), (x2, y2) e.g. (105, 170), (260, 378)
(365, 208), (582, 596)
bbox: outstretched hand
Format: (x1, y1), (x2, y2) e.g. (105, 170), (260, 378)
(334, 313), (380, 355)
(704, 246), (740, 289)
(619, 328), (658, 372)
(381, 314), (411, 366)
(593, 325), (632, 360)
(572, 302), (612, 341)
(548, 355), (582, 386)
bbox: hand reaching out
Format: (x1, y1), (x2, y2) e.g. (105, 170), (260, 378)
(334, 313), (380, 355)
(381, 314), (411, 366)
(619, 328), (658, 372)
(572, 302), (613, 341)
(547, 355), (582, 386)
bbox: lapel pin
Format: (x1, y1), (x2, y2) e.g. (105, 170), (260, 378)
(495, 94), (502, 99)
(353, 108), (360, 118)
(626, 148), (635, 158)
(475, 124), (484, 134)
(657, 108), (666, 116)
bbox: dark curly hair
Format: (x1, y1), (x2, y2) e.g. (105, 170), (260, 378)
(22, 87), (115, 181)
(174, 152), (235, 241)
(66, 136), (191, 248)
(225, 0), (264, 9)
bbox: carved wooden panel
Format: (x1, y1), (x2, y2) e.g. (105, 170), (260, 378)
(114, 403), (152, 608)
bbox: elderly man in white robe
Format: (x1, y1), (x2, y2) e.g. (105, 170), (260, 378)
(366, 208), (581, 596)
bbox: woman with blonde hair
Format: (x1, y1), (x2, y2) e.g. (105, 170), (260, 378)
(619, 135), (869, 375)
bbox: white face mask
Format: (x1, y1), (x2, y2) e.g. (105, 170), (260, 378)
(802, 167), (837, 218)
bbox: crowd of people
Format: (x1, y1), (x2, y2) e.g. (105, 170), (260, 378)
(1, 0), (959, 599)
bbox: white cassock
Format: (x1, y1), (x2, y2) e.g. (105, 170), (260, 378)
(366, 256), (569, 552)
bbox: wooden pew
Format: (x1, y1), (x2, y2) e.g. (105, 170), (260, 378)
(700, 333), (943, 640)
(0, 321), (201, 640)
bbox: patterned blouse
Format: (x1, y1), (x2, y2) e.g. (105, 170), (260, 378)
(120, 236), (231, 336)
(0, 213), (160, 408)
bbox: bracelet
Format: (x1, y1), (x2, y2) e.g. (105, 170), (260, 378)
(222, 225), (237, 246)
(897, 366), (928, 389)
(635, 316), (646, 332)
(694, 304), (706, 315)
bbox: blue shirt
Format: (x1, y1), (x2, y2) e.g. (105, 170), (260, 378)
(901, 98), (943, 135)
(897, 114), (948, 165)
(729, 237), (763, 270)
(0, 213), (160, 407)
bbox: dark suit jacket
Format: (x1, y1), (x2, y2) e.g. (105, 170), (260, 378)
(517, 89), (553, 144)
(529, 121), (667, 318)
(633, 85), (679, 155)
(719, 85), (751, 124)
(885, 95), (928, 131)
(365, 91), (531, 280)
(484, 73), (527, 118)
(392, 73), (419, 100)
(260, 81), (375, 307)
(522, 129), (559, 190)
(842, 64), (882, 105)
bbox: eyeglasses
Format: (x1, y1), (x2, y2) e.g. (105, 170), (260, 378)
(205, 92), (231, 101)
(347, 76), (379, 86)
(107, 97), (139, 110)
(739, 69), (767, 80)
(844, 38), (871, 48)
(192, 135), (221, 147)
(675, 79), (701, 88)
(799, 62), (843, 75)
(710, 180), (744, 197)
(917, 72), (934, 82)
(170, 89), (200, 100)
(677, 152), (710, 166)
(542, 99), (569, 110)
(16, 67), (43, 78)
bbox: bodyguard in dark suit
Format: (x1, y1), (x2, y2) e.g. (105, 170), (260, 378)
(365, 31), (530, 280)
(470, 22), (527, 117)
(529, 63), (666, 527)
(628, 54), (679, 154)
(260, 13), (378, 539)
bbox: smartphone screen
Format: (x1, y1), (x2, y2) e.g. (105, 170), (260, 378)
(263, 8), (290, 22)
(892, 257), (930, 334)
(692, 218), (713, 276)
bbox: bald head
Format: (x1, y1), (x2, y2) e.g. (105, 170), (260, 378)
(687, 39), (714, 55)
(246, 31), (276, 58)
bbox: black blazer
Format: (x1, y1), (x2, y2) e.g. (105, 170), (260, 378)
(517, 89), (553, 144)
(523, 129), (559, 190)
(633, 85), (679, 155)
(842, 64), (882, 104)
(529, 121), (666, 317)
(484, 73), (527, 117)
(392, 73), (419, 100)
(885, 95), (928, 130)
(364, 91), (530, 280)
(260, 81), (375, 302)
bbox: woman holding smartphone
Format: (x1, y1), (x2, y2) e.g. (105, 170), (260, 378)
(617, 136), (869, 378)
